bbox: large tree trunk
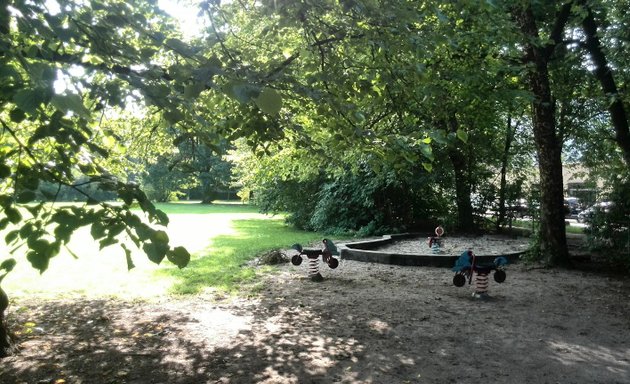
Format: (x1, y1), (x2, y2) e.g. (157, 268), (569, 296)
(580, 4), (630, 166)
(0, 286), (15, 358)
(445, 116), (475, 231)
(514, 5), (570, 266)
(496, 116), (516, 231)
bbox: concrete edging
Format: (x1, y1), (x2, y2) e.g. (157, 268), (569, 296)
(339, 233), (526, 268)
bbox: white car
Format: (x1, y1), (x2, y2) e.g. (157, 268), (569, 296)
(577, 201), (613, 223)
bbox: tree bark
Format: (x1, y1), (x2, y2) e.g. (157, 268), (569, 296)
(514, 5), (570, 266)
(445, 116), (475, 231)
(497, 115), (516, 231)
(0, 286), (15, 358)
(580, 3), (630, 166)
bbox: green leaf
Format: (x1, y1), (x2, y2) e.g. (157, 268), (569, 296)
(223, 81), (258, 104)
(0, 164), (11, 179)
(0, 63), (20, 80)
(151, 230), (169, 244)
(420, 144), (434, 161)
(29, 238), (50, 254)
(431, 130), (448, 145)
(135, 223), (154, 241)
(143, 242), (168, 265)
(16, 190), (36, 204)
(5, 230), (19, 244)
(9, 108), (27, 123)
(86, 142), (109, 158)
(5, 206), (22, 224)
(164, 109), (185, 124)
(99, 236), (118, 250)
(91, 221), (106, 240)
(20, 173), (40, 190)
(167, 246), (190, 269)
(108, 223), (125, 237)
(165, 38), (194, 56)
(0, 258), (16, 272)
(456, 129), (468, 143)
(154, 210), (169, 226)
(0, 195), (13, 209)
(422, 162), (433, 172)
(25, 202), (44, 217)
(51, 93), (91, 118)
(13, 89), (44, 115)
(105, 14), (127, 27)
(183, 83), (205, 99)
(54, 224), (75, 244)
(26, 251), (49, 273)
(19, 222), (35, 239)
(121, 244), (135, 271)
(254, 87), (283, 115)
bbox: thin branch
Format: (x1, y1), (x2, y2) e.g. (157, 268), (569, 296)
(544, 1), (575, 60)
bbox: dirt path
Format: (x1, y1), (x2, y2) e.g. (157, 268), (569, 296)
(2, 255), (629, 384)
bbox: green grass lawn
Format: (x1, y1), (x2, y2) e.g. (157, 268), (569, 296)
(2, 202), (325, 300)
(157, 218), (329, 295)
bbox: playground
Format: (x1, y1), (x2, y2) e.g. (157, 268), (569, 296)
(2, 237), (629, 384)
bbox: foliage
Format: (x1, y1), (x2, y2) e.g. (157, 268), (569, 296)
(223, 0), (524, 234)
(254, 177), (322, 231)
(310, 164), (448, 235)
(246, 151), (450, 236)
(586, 175), (630, 269)
(0, 0), (213, 276)
(165, 136), (234, 204)
(142, 156), (194, 202)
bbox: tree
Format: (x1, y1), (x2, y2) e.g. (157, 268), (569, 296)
(1, 0), (306, 356)
(0, 0), (252, 356)
(142, 155), (195, 202)
(217, 0), (529, 232)
(577, 0), (630, 166)
(510, 2), (573, 266)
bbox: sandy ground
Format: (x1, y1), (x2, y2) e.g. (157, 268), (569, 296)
(374, 234), (531, 256)
(1, 236), (630, 384)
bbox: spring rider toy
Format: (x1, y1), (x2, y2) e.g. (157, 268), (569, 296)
(452, 249), (508, 299)
(291, 238), (339, 281)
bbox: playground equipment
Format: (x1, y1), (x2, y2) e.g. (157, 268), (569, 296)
(452, 250), (508, 298)
(291, 239), (339, 281)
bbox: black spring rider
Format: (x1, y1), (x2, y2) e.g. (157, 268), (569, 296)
(291, 239), (339, 281)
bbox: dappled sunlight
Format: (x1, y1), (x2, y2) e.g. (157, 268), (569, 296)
(4, 261), (630, 383)
(194, 301), (374, 383)
(367, 319), (392, 334)
(547, 340), (630, 375)
(186, 306), (253, 344)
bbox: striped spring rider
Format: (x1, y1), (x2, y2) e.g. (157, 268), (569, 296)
(473, 272), (489, 297)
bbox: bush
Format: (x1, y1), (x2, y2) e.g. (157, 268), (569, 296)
(586, 178), (630, 270)
(254, 177), (322, 230)
(253, 166), (448, 236)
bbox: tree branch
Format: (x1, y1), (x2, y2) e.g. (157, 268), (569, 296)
(544, 1), (575, 60)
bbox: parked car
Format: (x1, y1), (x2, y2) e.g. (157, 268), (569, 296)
(564, 197), (581, 217)
(507, 198), (529, 218)
(577, 201), (613, 223)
